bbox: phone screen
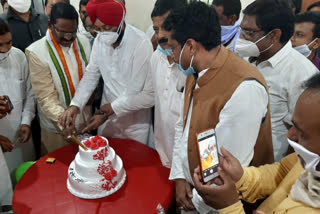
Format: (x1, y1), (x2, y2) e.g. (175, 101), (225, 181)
(198, 133), (219, 182)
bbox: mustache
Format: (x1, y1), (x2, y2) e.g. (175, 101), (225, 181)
(158, 38), (168, 44)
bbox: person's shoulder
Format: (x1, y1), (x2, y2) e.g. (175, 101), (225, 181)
(11, 47), (25, 57)
(127, 24), (150, 42)
(287, 47), (319, 75)
(26, 36), (47, 52)
(76, 34), (90, 48)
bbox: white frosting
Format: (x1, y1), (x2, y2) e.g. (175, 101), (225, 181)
(67, 136), (126, 199)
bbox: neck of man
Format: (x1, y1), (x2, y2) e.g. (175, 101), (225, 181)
(167, 56), (174, 64)
(112, 22), (126, 49)
(255, 42), (283, 65)
(194, 45), (221, 73)
(12, 7), (30, 22)
(309, 49), (317, 61)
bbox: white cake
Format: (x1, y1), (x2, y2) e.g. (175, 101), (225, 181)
(67, 136), (126, 199)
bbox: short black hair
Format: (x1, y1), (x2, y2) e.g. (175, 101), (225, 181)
(243, 0), (294, 44)
(163, 1), (221, 51)
(151, 0), (187, 18)
(0, 0), (6, 7)
(50, 2), (78, 24)
(212, 0), (241, 20)
(79, 0), (90, 8)
(291, 0), (302, 14)
(295, 11), (320, 39)
(303, 72), (320, 89)
(45, 0), (70, 6)
(307, 1), (320, 11)
(0, 18), (10, 35)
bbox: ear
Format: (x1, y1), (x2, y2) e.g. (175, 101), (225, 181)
(186, 39), (198, 56)
(48, 21), (52, 29)
(228, 15), (237, 26)
(270, 29), (282, 43)
(311, 38), (320, 50)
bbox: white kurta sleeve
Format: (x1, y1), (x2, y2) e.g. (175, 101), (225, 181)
(110, 39), (153, 111)
(111, 67), (155, 117)
(169, 92), (186, 180)
(70, 42), (101, 111)
(21, 55), (35, 126)
(215, 80), (269, 167)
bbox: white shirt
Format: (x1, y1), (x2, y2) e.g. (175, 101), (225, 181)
(112, 49), (186, 167)
(71, 24), (153, 145)
(169, 69), (268, 213)
(0, 47), (35, 140)
(251, 41), (319, 161)
(0, 47), (35, 206)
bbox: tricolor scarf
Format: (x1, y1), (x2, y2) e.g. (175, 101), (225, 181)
(46, 30), (88, 106)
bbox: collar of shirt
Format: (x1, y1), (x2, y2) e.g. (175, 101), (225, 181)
(7, 7), (40, 22)
(157, 49), (175, 68)
(251, 40), (293, 68)
(195, 68), (209, 89)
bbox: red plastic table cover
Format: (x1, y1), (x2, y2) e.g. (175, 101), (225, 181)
(12, 138), (174, 214)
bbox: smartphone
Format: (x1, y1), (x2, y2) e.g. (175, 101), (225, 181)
(4, 95), (14, 113)
(196, 129), (219, 183)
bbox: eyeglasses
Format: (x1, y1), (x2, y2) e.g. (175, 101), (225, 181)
(53, 25), (77, 37)
(240, 28), (263, 37)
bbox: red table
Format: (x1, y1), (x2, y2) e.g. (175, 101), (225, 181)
(12, 139), (174, 214)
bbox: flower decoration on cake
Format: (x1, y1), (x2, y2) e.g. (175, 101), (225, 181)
(84, 136), (107, 150)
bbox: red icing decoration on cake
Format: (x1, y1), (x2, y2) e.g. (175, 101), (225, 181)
(84, 136), (107, 150)
(90, 137), (118, 191)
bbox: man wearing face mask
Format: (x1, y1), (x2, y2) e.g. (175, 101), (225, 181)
(78, 0), (96, 43)
(0, 0), (47, 52)
(212, 0), (242, 52)
(162, 2), (273, 213)
(60, 0), (154, 146)
(25, 3), (91, 155)
(193, 72), (320, 213)
(235, 0), (319, 162)
(78, 0), (187, 168)
(291, 12), (320, 70)
(0, 18), (35, 211)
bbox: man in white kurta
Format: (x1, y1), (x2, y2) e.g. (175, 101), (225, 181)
(0, 22), (35, 207)
(25, 3), (91, 154)
(94, 0), (187, 168)
(62, 0), (153, 145)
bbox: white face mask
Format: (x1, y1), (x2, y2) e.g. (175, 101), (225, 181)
(294, 38), (318, 58)
(0, 49), (11, 63)
(8, 0), (31, 13)
(96, 5), (125, 47)
(288, 138), (320, 177)
(97, 31), (119, 46)
(235, 31), (273, 57)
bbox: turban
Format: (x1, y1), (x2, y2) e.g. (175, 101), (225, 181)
(86, 0), (126, 27)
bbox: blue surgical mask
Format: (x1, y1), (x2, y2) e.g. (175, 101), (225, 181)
(178, 43), (196, 76)
(157, 45), (173, 57)
(221, 20), (241, 45)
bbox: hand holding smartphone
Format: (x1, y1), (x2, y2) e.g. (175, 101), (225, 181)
(196, 129), (219, 183)
(0, 95), (14, 114)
